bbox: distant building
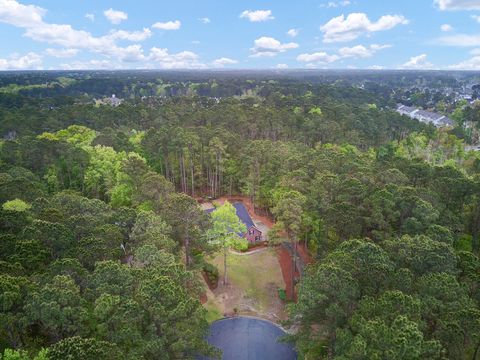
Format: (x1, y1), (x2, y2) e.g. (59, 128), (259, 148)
(107, 94), (123, 107)
(206, 202), (263, 243)
(397, 105), (417, 116)
(396, 104), (454, 128)
(96, 94), (123, 107)
(465, 145), (480, 152)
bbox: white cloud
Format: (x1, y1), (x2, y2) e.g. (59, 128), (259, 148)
(297, 52), (340, 63)
(287, 28), (299, 37)
(103, 8), (127, 24)
(320, 12), (408, 42)
(59, 59), (117, 70)
(250, 36), (298, 57)
(320, 1), (351, 8)
(296, 43), (390, 65)
(441, 24), (454, 31)
(434, 0), (480, 10)
(114, 44), (146, 62)
(401, 54), (433, 69)
(0, 0), (209, 70)
(108, 28), (152, 42)
(21, 23), (145, 62)
(85, 13), (94, 22)
(45, 48), (78, 58)
(0, 0), (45, 27)
(368, 65), (385, 70)
(23, 24), (108, 50)
(240, 10), (274, 22)
(60, 48), (206, 70)
(0, 52), (42, 70)
(212, 57), (238, 67)
(472, 14), (480, 22)
(152, 20), (181, 30)
(276, 63), (289, 69)
(148, 47), (205, 69)
(338, 44), (390, 58)
(199, 17), (210, 24)
(438, 33), (480, 46)
(449, 55), (480, 69)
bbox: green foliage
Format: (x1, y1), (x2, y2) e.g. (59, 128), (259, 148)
(293, 234), (480, 359)
(47, 337), (119, 360)
(207, 201), (247, 250)
(308, 106), (322, 115)
(0, 74), (479, 358)
(207, 201), (247, 284)
(130, 210), (175, 252)
(39, 125), (96, 147)
(1, 349), (30, 360)
(203, 262), (219, 287)
(2, 199), (31, 212)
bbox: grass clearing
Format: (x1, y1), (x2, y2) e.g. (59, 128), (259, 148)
(204, 300), (223, 323)
(202, 247), (286, 321)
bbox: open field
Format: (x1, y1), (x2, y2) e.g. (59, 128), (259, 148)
(202, 248), (287, 323)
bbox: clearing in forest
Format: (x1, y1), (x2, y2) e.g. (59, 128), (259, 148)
(203, 248), (287, 323)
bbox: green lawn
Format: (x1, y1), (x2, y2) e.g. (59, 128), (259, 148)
(204, 301), (223, 323)
(210, 248), (285, 313)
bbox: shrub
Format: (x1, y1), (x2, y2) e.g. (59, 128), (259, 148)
(203, 262), (219, 288)
(2, 199), (31, 212)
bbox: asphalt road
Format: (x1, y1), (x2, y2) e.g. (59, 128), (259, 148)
(199, 317), (297, 360)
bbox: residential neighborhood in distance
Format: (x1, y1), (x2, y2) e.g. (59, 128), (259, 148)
(396, 104), (454, 127)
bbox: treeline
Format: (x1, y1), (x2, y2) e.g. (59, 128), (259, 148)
(1, 88), (430, 199)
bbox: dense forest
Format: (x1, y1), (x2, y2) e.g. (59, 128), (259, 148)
(0, 71), (480, 359)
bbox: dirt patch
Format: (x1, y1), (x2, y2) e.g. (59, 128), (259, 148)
(297, 242), (314, 265)
(277, 246), (300, 301)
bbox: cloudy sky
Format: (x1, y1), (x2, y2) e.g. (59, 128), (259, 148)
(2, 0), (480, 70)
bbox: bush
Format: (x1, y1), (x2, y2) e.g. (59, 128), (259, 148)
(278, 288), (287, 302)
(230, 237), (248, 252)
(203, 262), (219, 288)
(47, 337), (119, 360)
(2, 199), (31, 212)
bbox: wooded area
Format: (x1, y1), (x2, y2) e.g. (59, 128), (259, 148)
(0, 72), (479, 359)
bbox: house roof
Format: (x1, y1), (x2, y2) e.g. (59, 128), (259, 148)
(414, 110), (445, 121)
(397, 104), (416, 114)
(396, 103), (454, 128)
(205, 202), (260, 235)
(437, 116), (454, 126)
(233, 202), (256, 230)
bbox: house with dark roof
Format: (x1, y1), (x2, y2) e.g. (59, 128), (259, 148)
(206, 202), (263, 243)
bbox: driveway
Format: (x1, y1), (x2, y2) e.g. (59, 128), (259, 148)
(198, 317), (297, 360)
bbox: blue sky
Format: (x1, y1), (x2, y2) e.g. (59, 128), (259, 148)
(2, 0), (480, 70)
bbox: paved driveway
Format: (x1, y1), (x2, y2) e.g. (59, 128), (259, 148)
(198, 317), (297, 360)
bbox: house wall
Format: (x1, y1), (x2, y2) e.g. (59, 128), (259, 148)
(244, 226), (262, 243)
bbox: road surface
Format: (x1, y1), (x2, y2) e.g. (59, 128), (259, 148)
(199, 316), (297, 360)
